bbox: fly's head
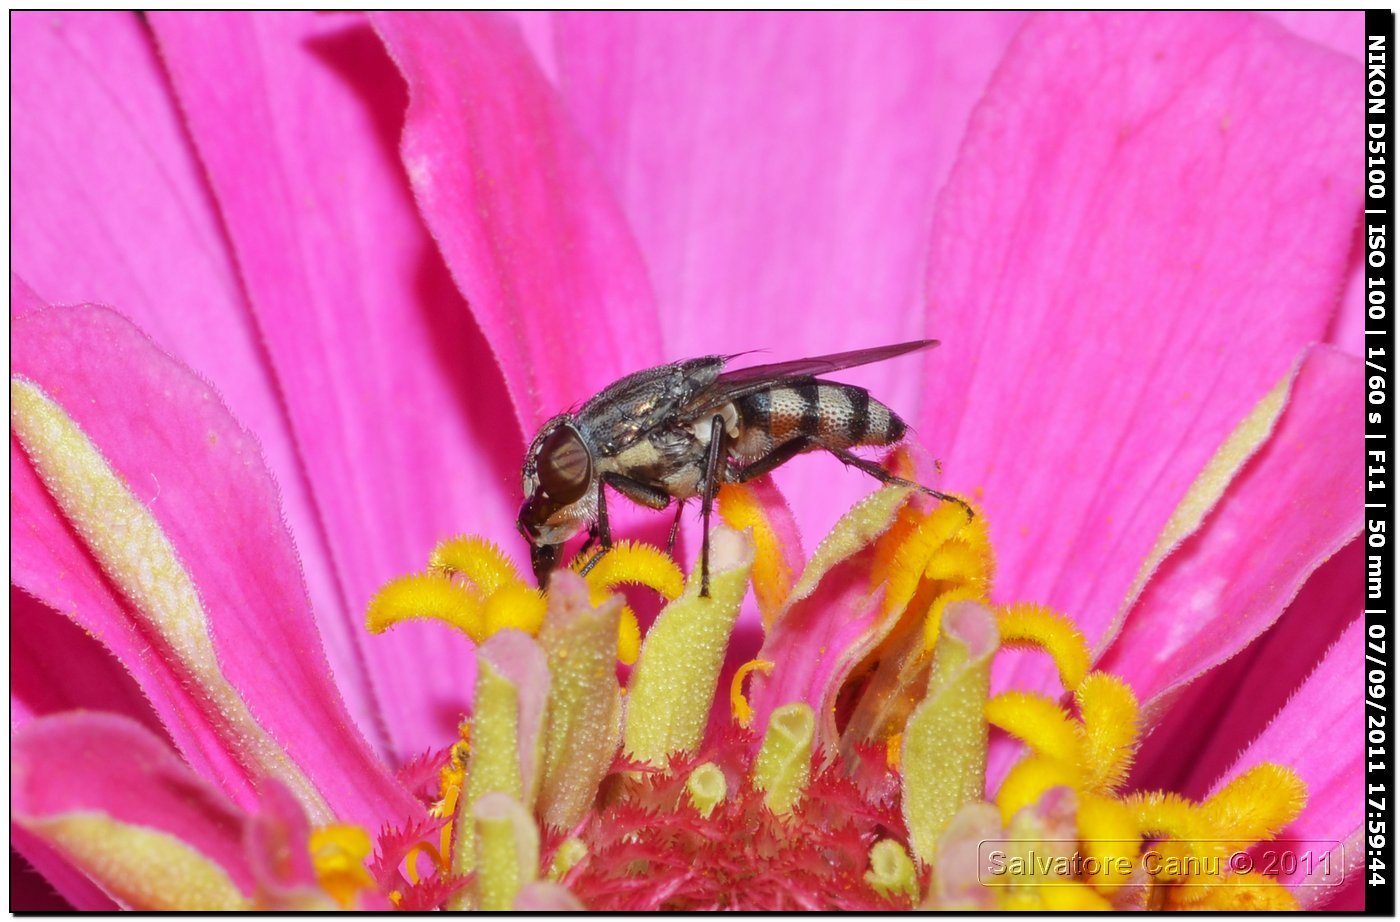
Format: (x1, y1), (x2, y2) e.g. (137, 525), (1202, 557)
(518, 415), (596, 586)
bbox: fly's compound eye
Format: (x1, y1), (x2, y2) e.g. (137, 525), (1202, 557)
(536, 424), (592, 505)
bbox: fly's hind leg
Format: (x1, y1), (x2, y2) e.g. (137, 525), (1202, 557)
(728, 436), (814, 484)
(829, 447), (973, 521)
(578, 473), (673, 578)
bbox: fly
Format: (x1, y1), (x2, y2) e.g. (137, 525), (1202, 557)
(517, 339), (971, 596)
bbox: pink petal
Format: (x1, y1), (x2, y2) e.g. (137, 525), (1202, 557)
(1330, 246), (1365, 357)
(243, 781), (321, 900)
(11, 272), (44, 319)
(148, 11), (524, 758)
(919, 13), (1358, 694)
(13, 712), (257, 897)
(1206, 618), (1364, 902)
(11, 588), (163, 736)
(748, 490), (909, 749)
(1128, 538), (1360, 796)
(1098, 347), (1361, 710)
(1265, 11), (1369, 363)
(13, 303), (419, 830)
(1265, 10), (1365, 59)
(551, 12), (1025, 539)
(372, 11), (663, 428)
(507, 11), (559, 84)
(12, 827), (118, 911)
(8, 14), (362, 735)
(12, 422), (248, 798)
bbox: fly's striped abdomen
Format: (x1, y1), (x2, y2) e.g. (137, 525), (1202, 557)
(733, 380), (906, 459)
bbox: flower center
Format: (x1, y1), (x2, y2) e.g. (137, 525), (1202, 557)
(364, 477), (1308, 911)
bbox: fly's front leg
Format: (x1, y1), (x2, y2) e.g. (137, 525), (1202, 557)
(700, 414), (728, 598)
(579, 472), (673, 578)
(667, 500), (685, 557)
(578, 480), (613, 578)
(829, 447), (974, 521)
(578, 523), (600, 557)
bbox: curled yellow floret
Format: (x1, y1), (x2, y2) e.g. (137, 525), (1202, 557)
(995, 603), (1090, 692)
(580, 541), (684, 665)
(430, 535), (525, 595)
(366, 573), (486, 643)
(729, 659), (775, 728)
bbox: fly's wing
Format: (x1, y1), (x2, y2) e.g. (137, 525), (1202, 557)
(681, 339), (939, 418)
(578, 355), (729, 455)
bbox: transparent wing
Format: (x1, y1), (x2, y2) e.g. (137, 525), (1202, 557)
(683, 339), (938, 417)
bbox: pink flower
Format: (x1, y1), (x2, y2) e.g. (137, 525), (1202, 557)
(12, 10), (1363, 910)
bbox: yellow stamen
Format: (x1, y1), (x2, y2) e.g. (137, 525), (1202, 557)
(1200, 763), (1306, 847)
(1128, 790), (1205, 841)
(1121, 764), (1306, 905)
(309, 824), (375, 910)
(994, 754), (1080, 824)
(482, 582), (547, 637)
(616, 607), (641, 665)
(579, 540), (685, 600)
(923, 586), (986, 653)
(729, 659), (775, 728)
(403, 841), (447, 885)
(880, 501), (972, 616)
(1039, 881), (1114, 911)
(367, 572), (486, 643)
(986, 691), (1080, 766)
(1074, 673), (1140, 793)
(430, 535), (526, 595)
(430, 724), (471, 819)
(579, 540), (682, 664)
(995, 603), (1090, 692)
(886, 732), (903, 771)
(718, 482), (796, 627)
(1170, 871), (1300, 910)
(924, 539), (991, 590)
(1075, 793), (1140, 894)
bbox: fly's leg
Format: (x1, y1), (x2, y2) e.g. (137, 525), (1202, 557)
(729, 436), (814, 483)
(578, 479), (613, 578)
(667, 500), (685, 557)
(829, 447), (974, 521)
(579, 473), (673, 578)
(699, 414), (728, 598)
(578, 523), (600, 558)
